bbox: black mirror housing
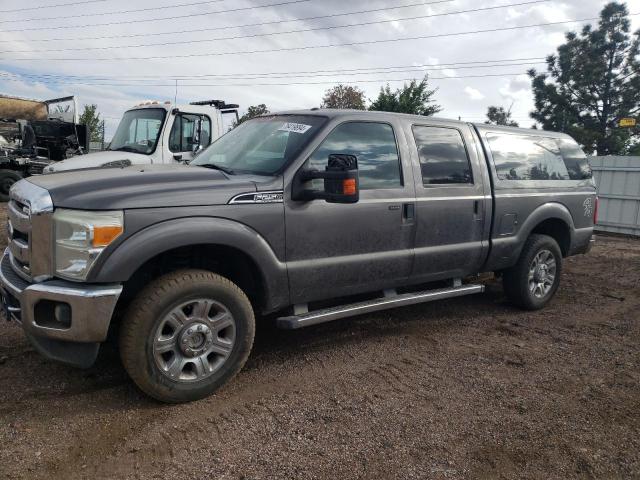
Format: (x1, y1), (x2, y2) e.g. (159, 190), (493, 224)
(292, 154), (359, 203)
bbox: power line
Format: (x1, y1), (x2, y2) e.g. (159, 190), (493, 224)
(3, 15), (627, 62)
(0, 0), (313, 33)
(0, 0), (548, 54)
(0, 56), (546, 80)
(0, 0), (229, 24)
(0, 60), (545, 83)
(0, 0), (105, 13)
(0, 0), (455, 44)
(0, 71), (530, 87)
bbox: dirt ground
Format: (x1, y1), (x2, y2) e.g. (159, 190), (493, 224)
(0, 203), (638, 480)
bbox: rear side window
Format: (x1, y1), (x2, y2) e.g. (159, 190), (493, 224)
(486, 133), (571, 180)
(412, 126), (473, 184)
(556, 138), (592, 179)
(308, 122), (402, 190)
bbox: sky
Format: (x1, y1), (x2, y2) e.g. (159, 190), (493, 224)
(0, 0), (638, 139)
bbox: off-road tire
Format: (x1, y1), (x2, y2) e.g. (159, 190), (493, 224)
(0, 170), (22, 202)
(119, 269), (255, 403)
(503, 234), (562, 310)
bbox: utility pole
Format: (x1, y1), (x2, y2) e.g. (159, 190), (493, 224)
(101, 119), (105, 150)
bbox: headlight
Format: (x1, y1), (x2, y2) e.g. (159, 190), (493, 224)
(54, 209), (123, 280)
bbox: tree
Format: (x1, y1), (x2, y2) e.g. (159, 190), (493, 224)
(485, 105), (519, 126)
(369, 76), (442, 116)
(78, 104), (103, 143)
(233, 104), (270, 127)
(528, 2), (640, 155)
(320, 84), (366, 109)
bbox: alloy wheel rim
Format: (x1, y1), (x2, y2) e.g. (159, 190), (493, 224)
(153, 298), (236, 383)
(528, 249), (557, 298)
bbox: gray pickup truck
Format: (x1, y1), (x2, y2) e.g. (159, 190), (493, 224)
(1, 110), (596, 402)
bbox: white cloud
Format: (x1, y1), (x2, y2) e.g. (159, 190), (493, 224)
(464, 86), (485, 100)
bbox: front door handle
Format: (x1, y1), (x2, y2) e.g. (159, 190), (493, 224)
(473, 200), (483, 221)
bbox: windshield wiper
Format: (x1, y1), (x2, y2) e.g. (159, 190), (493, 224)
(197, 163), (235, 175)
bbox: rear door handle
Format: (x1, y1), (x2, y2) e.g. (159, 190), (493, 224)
(403, 203), (415, 221)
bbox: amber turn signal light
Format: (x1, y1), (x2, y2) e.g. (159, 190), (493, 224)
(342, 178), (356, 195)
(92, 225), (123, 247)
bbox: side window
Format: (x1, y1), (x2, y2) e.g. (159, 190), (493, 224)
(181, 114), (198, 151)
(556, 138), (592, 179)
(201, 116), (212, 147)
(487, 133), (570, 180)
(169, 114), (199, 152)
(412, 126), (473, 185)
(168, 116), (182, 152)
(308, 122), (401, 190)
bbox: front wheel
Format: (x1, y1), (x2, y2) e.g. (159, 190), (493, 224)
(119, 269), (255, 403)
(503, 234), (562, 310)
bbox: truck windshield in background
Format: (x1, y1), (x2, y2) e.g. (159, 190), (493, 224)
(192, 115), (326, 175)
(109, 108), (166, 155)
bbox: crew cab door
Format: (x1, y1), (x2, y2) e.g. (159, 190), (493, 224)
(285, 120), (417, 304)
(406, 122), (491, 282)
(167, 113), (212, 163)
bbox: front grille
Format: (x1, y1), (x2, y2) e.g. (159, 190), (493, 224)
(7, 179), (53, 282)
(7, 198), (32, 279)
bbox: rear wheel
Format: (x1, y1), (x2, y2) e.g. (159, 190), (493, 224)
(0, 170), (22, 202)
(119, 269), (255, 403)
(503, 234), (562, 310)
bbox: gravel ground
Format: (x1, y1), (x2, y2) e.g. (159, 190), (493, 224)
(0, 202), (638, 479)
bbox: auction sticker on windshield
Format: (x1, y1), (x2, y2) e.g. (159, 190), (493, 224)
(278, 122), (312, 134)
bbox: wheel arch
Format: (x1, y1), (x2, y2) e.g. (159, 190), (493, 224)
(89, 216), (289, 314)
(519, 202), (575, 257)
(487, 201), (576, 271)
(529, 218), (571, 256)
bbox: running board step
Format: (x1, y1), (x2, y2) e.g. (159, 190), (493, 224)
(276, 283), (484, 329)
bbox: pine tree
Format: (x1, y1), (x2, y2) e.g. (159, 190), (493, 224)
(528, 2), (640, 154)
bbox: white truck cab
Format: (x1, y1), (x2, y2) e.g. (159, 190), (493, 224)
(44, 99), (238, 173)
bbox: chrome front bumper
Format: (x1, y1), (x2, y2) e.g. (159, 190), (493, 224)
(0, 249), (122, 343)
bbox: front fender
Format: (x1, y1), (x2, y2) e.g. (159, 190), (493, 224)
(487, 202), (575, 270)
(88, 216), (289, 312)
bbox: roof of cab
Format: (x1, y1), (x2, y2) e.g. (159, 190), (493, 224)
(268, 108), (572, 139)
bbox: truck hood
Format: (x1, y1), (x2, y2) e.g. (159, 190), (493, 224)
(44, 150), (151, 173)
(27, 164), (261, 209)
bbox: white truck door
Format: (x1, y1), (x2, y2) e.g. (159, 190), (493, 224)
(166, 113), (214, 163)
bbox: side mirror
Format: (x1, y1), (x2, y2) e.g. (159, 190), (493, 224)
(292, 154), (359, 203)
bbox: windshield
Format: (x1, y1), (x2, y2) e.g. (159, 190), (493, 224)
(109, 108), (166, 155)
(192, 115), (326, 175)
